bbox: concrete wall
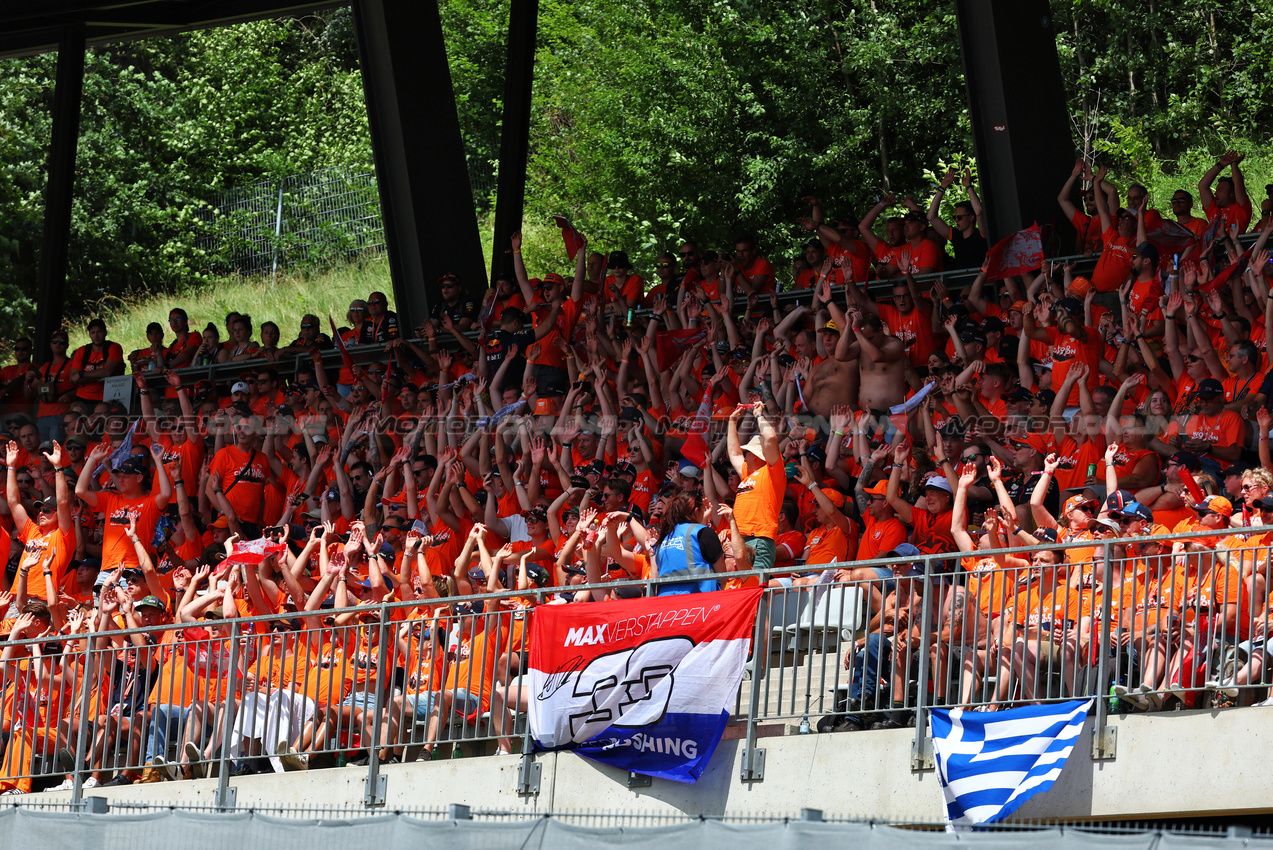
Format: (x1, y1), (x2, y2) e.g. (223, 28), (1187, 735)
(33, 706), (1273, 821)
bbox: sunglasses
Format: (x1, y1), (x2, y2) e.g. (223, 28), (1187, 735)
(51, 340), (68, 345)
(1185, 355), (1202, 363)
(655, 263), (672, 268)
(35, 503), (56, 514)
(369, 299), (387, 305)
(300, 323), (314, 329)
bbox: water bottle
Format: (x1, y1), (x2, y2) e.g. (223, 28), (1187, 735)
(1108, 684), (1121, 715)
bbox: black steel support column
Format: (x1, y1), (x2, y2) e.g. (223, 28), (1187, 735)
(489, 0), (538, 285)
(955, 0), (1073, 248)
(353, 0), (487, 330)
(33, 24), (86, 362)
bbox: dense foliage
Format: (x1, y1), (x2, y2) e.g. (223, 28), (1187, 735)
(2, 1), (1273, 343)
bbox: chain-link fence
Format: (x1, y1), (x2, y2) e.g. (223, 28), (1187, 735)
(196, 152), (495, 278)
(195, 162), (384, 277)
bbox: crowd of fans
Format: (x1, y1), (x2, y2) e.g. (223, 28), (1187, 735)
(0, 152), (1271, 793)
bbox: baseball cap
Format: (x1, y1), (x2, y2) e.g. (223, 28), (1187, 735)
(864, 480), (889, 496)
(887, 543), (924, 576)
(1135, 242), (1160, 266)
(959, 328), (988, 345)
(1223, 460), (1253, 479)
(522, 505), (549, 523)
(1011, 433), (1051, 457)
(210, 515), (229, 530)
(1010, 300), (1029, 313)
(1004, 386), (1032, 403)
(1063, 494), (1099, 514)
(65, 435), (88, 448)
(938, 419), (966, 437)
(612, 461), (637, 478)
(1066, 276), (1092, 297)
(903, 211), (926, 223)
(981, 316), (1005, 334)
(817, 320), (839, 334)
(1104, 489), (1135, 513)
(1058, 296), (1082, 315)
(677, 460), (701, 479)
(1192, 496), (1233, 517)
(1114, 501), (1153, 523)
(541, 272), (566, 288)
(1167, 451), (1201, 471)
(805, 445), (827, 465)
(137, 595), (166, 612)
(1032, 389), (1057, 408)
(1088, 517), (1120, 533)
(231, 381), (250, 395)
(923, 476), (952, 494)
(114, 456), (146, 476)
(820, 488), (845, 509)
(1033, 527), (1059, 543)
(1196, 378), (1224, 398)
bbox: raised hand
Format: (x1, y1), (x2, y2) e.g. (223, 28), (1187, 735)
(1043, 452), (1060, 475)
(1105, 442), (1120, 464)
(986, 455), (1003, 482)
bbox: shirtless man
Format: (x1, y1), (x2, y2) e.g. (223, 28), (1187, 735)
(832, 305), (908, 418)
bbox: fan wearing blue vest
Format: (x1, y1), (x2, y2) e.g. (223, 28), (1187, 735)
(651, 492), (726, 596)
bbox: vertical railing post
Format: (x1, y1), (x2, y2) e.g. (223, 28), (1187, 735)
(912, 554), (935, 769)
(740, 588), (768, 781)
(1092, 541), (1114, 759)
(271, 179), (285, 283)
(70, 622), (97, 808)
(365, 605), (390, 807)
(215, 620), (241, 811)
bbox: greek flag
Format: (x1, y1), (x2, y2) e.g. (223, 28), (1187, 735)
(929, 699), (1092, 825)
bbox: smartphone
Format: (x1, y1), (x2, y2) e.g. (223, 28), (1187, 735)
(261, 526), (284, 537)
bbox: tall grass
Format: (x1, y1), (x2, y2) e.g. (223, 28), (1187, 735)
(60, 258), (393, 358)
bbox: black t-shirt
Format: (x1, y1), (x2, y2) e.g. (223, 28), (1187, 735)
(430, 299), (479, 327)
(1006, 471), (1060, 518)
(948, 229), (988, 271)
(696, 526), (724, 565)
(359, 312), (401, 345)
(484, 329), (535, 378)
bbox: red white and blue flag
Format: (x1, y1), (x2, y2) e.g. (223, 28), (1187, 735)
(527, 588), (762, 783)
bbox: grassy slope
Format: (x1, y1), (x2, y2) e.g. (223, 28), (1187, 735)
(62, 259), (393, 358)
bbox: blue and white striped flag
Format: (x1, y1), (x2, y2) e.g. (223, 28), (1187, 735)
(929, 699), (1092, 826)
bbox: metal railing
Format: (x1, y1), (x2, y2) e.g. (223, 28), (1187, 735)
(3, 524), (1272, 808)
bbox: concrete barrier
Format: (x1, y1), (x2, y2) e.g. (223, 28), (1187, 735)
(30, 706), (1273, 821)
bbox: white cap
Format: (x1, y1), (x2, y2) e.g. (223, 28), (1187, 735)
(923, 476), (953, 494)
(231, 381), (250, 394)
(678, 460), (701, 479)
(741, 435), (766, 459)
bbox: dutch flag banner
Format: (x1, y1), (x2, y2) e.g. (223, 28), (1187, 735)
(929, 699), (1093, 826)
(527, 587), (762, 783)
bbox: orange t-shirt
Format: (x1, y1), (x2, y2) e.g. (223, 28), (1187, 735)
(446, 619), (507, 712)
(804, 524), (849, 567)
(16, 519), (74, 603)
(1090, 227), (1135, 293)
(856, 514), (908, 562)
(94, 491), (161, 570)
(733, 460), (786, 539)
(207, 445), (269, 525)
